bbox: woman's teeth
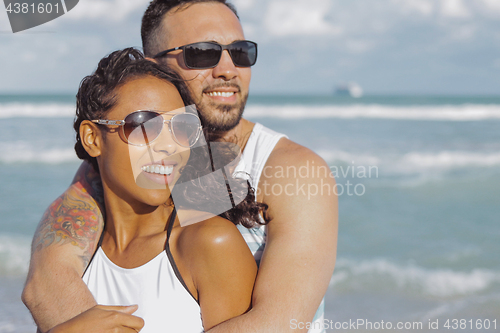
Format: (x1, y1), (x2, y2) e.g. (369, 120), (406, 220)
(141, 165), (173, 175)
(206, 91), (234, 97)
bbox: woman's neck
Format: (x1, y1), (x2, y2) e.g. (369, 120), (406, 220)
(102, 185), (174, 253)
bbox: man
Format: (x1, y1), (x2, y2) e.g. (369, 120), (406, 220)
(22, 1), (338, 332)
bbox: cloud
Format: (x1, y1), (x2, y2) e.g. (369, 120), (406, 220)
(345, 40), (377, 54)
(65, 0), (149, 22)
(478, 0), (500, 12)
(0, 9), (10, 30)
(392, 0), (435, 16)
(232, 0), (256, 11)
(440, 0), (471, 18)
(2, 0), (500, 94)
(264, 0), (342, 37)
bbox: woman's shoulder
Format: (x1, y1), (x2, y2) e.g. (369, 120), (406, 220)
(176, 215), (246, 257)
(176, 215), (257, 300)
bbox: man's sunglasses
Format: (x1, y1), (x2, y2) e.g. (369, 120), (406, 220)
(153, 40), (258, 69)
(92, 110), (202, 147)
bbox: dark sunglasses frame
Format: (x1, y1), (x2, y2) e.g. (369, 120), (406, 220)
(153, 40), (258, 69)
(92, 110), (202, 147)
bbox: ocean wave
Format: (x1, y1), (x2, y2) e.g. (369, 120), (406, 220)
(0, 142), (78, 164)
(0, 103), (75, 119)
(316, 150), (381, 166)
(0, 234), (31, 276)
(331, 258), (500, 297)
(400, 151), (500, 170)
(2, 103), (500, 121)
(245, 104), (500, 121)
(317, 149), (500, 174)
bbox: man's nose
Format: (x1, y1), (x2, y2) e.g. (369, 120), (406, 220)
(212, 50), (238, 80)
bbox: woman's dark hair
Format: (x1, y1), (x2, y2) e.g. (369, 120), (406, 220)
(74, 47), (267, 228)
(174, 141), (268, 228)
(74, 47), (193, 171)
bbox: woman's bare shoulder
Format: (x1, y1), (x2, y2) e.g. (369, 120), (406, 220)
(176, 215), (245, 256)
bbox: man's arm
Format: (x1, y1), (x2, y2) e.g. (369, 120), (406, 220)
(208, 139), (338, 333)
(22, 162), (105, 333)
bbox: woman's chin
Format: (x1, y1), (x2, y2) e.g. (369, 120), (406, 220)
(138, 190), (172, 207)
(135, 171), (177, 190)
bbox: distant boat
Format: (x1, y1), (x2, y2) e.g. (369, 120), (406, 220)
(335, 82), (363, 98)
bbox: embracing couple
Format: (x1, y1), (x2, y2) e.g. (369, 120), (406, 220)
(22, 1), (338, 332)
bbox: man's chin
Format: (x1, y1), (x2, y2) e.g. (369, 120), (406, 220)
(198, 96), (247, 132)
(204, 109), (243, 132)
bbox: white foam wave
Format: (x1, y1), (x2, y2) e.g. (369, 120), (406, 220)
(0, 103), (74, 119)
(0, 234), (31, 276)
(2, 103), (500, 121)
(332, 258), (500, 297)
(245, 104), (500, 121)
(400, 151), (500, 170)
(316, 150), (381, 166)
(317, 149), (500, 174)
(0, 142), (78, 164)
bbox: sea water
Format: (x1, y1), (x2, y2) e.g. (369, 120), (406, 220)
(0, 94), (499, 332)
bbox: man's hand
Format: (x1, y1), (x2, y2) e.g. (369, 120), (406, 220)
(22, 162), (105, 332)
(48, 305), (144, 333)
(208, 139), (338, 333)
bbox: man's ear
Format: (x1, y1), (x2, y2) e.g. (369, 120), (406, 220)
(80, 120), (103, 157)
(145, 56), (158, 64)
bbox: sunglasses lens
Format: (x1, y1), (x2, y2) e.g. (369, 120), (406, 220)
(124, 111), (163, 145)
(184, 42), (221, 69)
(229, 41), (257, 67)
(171, 113), (201, 147)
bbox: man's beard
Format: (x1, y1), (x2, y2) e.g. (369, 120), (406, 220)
(197, 93), (248, 133)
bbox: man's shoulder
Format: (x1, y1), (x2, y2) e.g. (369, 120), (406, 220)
(267, 137), (328, 170)
(260, 137), (336, 206)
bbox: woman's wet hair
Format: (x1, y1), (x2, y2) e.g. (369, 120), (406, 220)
(74, 47), (193, 171)
(74, 47), (268, 228)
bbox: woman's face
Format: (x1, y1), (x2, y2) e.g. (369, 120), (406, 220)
(96, 76), (191, 207)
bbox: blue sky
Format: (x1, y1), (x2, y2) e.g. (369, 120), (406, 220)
(1, 0), (499, 95)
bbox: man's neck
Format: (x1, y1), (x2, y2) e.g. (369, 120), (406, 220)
(215, 118), (255, 153)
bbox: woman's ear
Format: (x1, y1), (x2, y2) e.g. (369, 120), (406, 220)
(80, 120), (103, 157)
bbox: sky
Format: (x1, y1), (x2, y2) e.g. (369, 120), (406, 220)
(1, 0), (499, 95)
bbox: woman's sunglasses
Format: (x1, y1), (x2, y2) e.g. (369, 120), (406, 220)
(153, 40), (258, 69)
(92, 111), (202, 147)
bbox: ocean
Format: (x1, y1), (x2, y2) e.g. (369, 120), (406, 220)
(0, 94), (499, 332)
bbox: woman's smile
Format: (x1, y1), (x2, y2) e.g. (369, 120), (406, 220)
(139, 159), (179, 187)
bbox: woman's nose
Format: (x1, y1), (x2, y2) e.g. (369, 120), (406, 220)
(152, 122), (177, 155)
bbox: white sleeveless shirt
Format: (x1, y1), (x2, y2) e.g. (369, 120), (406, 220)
(82, 211), (203, 333)
(236, 123), (325, 333)
(82, 249), (203, 333)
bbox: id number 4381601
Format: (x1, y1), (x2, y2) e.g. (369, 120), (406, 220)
(444, 319), (496, 330)
(6, 2), (60, 14)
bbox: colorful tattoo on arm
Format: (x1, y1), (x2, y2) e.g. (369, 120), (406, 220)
(72, 161), (105, 213)
(33, 163), (105, 269)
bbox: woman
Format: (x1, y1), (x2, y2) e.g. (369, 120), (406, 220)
(51, 48), (266, 332)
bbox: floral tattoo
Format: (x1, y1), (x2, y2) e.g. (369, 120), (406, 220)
(32, 163), (105, 269)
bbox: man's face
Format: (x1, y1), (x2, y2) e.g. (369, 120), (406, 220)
(158, 2), (251, 132)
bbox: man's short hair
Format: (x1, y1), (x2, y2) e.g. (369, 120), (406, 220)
(141, 0), (239, 57)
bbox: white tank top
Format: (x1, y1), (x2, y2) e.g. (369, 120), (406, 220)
(82, 211), (203, 333)
(235, 123), (325, 333)
(234, 122), (288, 265)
